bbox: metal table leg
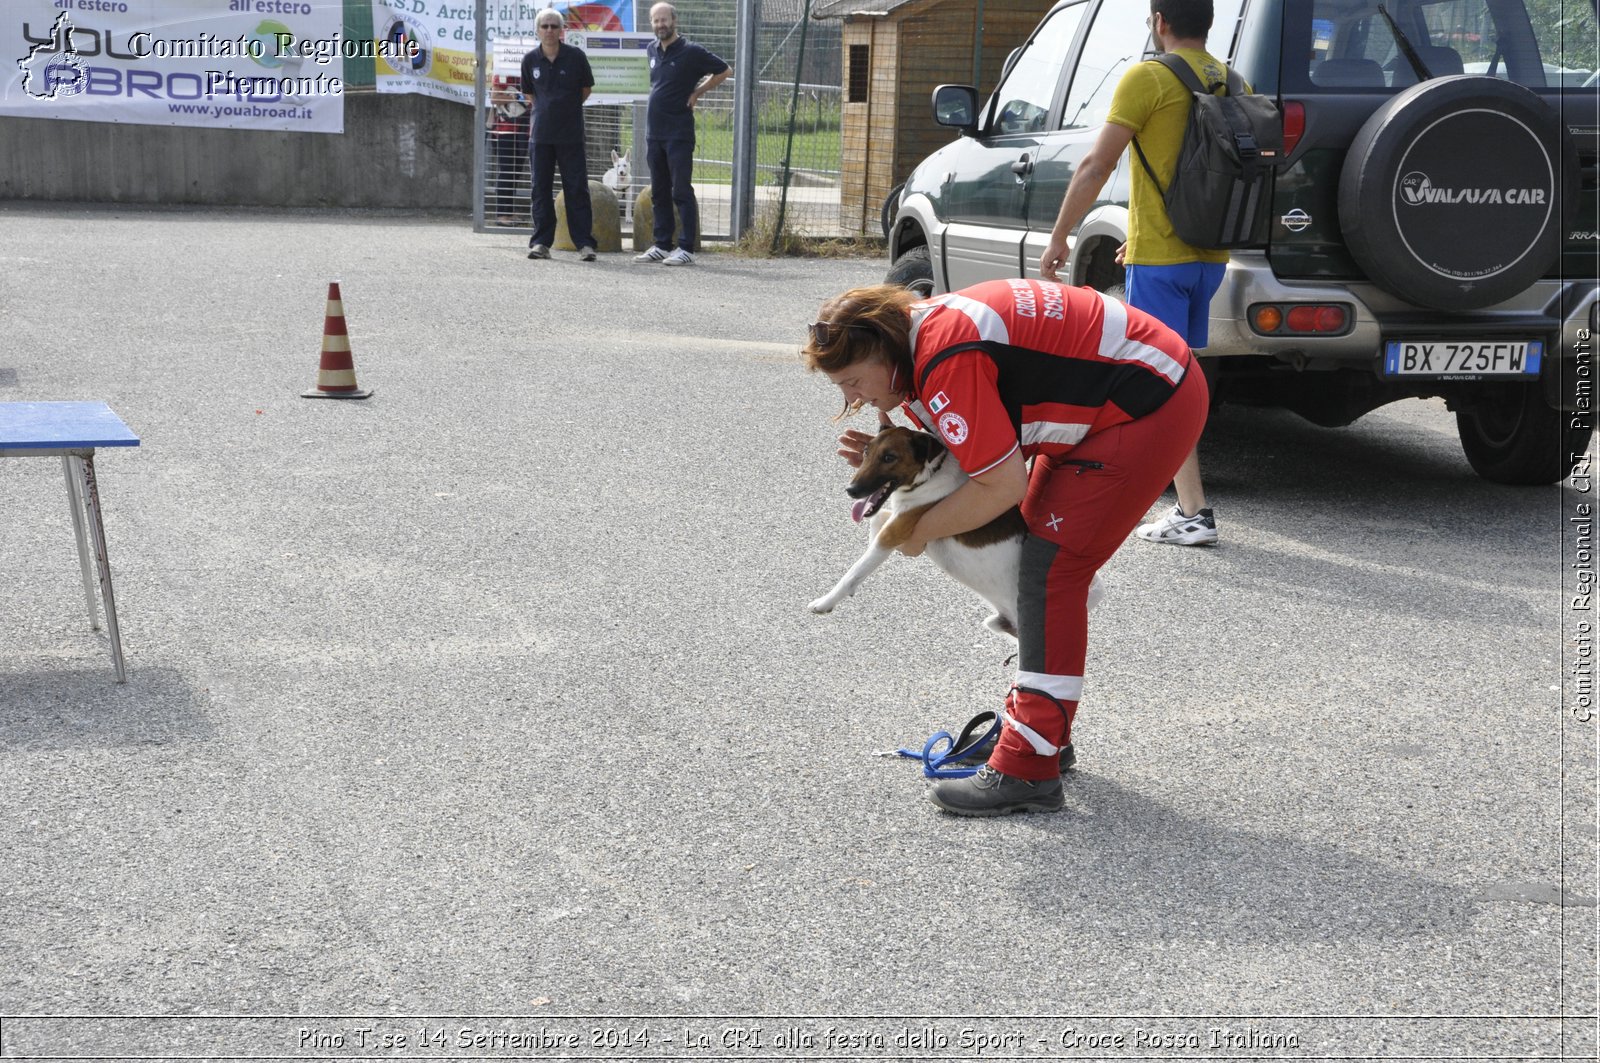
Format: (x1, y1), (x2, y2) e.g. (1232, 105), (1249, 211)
(74, 452), (127, 683)
(62, 454), (101, 631)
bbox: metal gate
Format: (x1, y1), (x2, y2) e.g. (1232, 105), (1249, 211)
(472, 0), (842, 240)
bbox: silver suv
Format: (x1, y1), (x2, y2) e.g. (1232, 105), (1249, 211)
(886, 0), (1598, 484)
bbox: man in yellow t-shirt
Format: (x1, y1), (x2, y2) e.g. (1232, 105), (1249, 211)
(1040, 0), (1230, 547)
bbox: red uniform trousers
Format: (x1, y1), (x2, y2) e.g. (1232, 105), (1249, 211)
(988, 365), (1210, 781)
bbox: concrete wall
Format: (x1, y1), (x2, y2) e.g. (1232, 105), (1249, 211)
(0, 91), (475, 208)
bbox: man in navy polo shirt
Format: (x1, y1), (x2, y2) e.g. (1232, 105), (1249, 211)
(635, 2), (731, 267)
(520, 8), (597, 262)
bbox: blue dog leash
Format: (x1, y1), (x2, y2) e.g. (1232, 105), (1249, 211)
(878, 711), (1000, 779)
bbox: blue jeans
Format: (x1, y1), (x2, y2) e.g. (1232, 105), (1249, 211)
(647, 137), (697, 252)
(529, 139), (593, 249)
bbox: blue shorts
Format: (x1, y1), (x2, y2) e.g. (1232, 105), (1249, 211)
(1125, 262), (1226, 350)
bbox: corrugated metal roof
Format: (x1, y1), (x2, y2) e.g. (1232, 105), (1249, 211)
(807, 0), (922, 19)
(757, 0), (813, 18)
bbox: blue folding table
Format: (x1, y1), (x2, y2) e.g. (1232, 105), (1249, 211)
(1, 401), (141, 682)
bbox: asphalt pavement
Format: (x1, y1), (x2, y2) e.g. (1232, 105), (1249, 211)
(0, 203), (1594, 1061)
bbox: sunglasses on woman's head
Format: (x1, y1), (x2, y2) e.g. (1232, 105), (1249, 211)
(809, 320), (872, 346)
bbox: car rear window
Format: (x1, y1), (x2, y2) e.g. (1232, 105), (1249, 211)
(1288, 0), (1598, 92)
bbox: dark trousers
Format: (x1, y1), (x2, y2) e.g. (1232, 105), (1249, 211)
(646, 137), (697, 253)
(529, 139), (593, 249)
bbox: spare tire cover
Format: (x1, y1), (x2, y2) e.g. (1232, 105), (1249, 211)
(1338, 74), (1578, 311)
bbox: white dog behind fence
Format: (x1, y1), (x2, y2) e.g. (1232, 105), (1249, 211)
(603, 151), (631, 221)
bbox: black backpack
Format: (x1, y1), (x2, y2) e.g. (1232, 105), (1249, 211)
(1131, 54), (1283, 250)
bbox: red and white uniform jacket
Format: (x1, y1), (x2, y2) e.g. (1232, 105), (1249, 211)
(901, 279), (1196, 475)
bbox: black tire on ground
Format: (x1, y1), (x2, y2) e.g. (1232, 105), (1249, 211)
(1338, 75), (1579, 311)
(880, 182), (905, 240)
(1084, 239), (1126, 294)
(1455, 383), (1594, 485)
(886, 245), (935, 297)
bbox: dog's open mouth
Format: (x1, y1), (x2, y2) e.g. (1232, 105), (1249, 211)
(850, 484), (892, 523)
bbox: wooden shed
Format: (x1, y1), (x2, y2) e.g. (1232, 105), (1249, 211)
(813, 0), (1050, 236)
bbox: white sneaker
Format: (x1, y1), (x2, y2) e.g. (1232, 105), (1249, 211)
(634, 246), (668, 262)
(1134, 505), (1218, 546)
(526, 244), (550, 260)
(662, 248), (696, 266)
(579, 246), (598, 261)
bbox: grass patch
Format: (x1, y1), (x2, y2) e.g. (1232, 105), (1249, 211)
(693, 122), (841, 184)
(730, 205), (886, 258)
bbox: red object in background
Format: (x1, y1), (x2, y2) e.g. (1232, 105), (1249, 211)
(567, 3), (624, 31)
(1281, 101), (1305, 157)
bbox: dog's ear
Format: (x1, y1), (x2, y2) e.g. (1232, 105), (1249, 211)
(910, 430), (942, 463)
(875, 412), (895, 435)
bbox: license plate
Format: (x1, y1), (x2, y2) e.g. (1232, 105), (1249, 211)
(1383, 339), (1543, 378)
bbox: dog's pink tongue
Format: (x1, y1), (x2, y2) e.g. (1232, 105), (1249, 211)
(851, 498), (870, 523)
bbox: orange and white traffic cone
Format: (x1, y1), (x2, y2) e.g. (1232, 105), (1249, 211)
(301, 281), (372, 399)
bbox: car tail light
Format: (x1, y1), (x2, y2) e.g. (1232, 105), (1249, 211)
(1251, 303), (1350, 335)
(1285, 305), (1346, 332)
(1282, 101), (1305, 158)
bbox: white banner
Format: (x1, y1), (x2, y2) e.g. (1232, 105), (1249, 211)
(371, 0), (478, 104)
(375, 0), (637, 104)
(490, 30), (649, 105)
(562, 30), (650, 105)
(1, 0), (354, 133)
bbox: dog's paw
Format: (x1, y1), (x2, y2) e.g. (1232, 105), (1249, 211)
(808, 597), (837, 614)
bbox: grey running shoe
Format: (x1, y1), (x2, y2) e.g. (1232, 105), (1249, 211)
(634, 246), (669, 262)
(527, 244), (551, 260)
(929, 765), (1064, 817)
(1135, 505), (1218, 546)
(579, 246), (598, 261)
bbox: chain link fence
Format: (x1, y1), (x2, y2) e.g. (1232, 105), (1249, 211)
(476, 1), (843, 239)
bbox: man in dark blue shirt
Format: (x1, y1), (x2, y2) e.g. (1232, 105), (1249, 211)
(520, 9), (597, 261)
(635, 2), (730, 267)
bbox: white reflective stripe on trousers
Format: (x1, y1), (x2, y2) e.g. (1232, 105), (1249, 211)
(1002, 715), (1062, 757)
(1015, 669), (1084, 703)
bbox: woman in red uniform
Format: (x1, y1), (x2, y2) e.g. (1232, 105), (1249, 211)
(803, 279), (1208, 816)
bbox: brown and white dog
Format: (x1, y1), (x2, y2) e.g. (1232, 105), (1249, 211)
(809, 426), (1102, 634)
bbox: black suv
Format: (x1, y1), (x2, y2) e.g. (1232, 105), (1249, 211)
(885, 0), (1598, 484)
